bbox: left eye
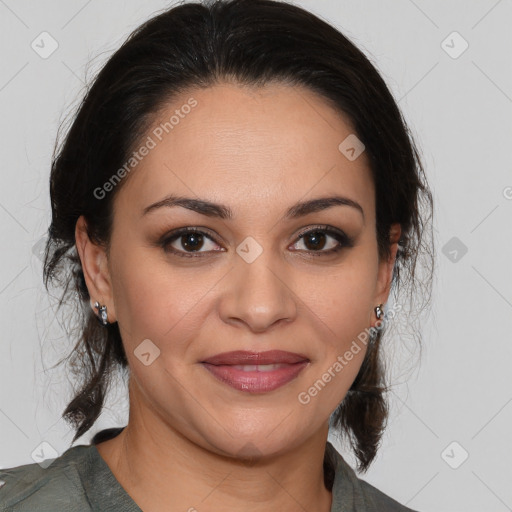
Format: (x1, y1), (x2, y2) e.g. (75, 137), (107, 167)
(161, 226), (353, 258)
(291, 228), (349, 254)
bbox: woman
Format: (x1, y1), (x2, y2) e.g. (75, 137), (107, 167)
(0, 0), (434, 510)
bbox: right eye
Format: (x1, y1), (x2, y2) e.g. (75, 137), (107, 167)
(160, 227), (224, 258)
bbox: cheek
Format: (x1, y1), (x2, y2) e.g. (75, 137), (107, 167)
(299, 260), (377, 343)
(110, 247), (213, 355)
(294, 256), (375, 405)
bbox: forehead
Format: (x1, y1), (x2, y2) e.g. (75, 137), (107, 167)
(117, 82), (374, 221)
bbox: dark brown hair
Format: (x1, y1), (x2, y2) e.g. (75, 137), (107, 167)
(43, 0), (434, 482)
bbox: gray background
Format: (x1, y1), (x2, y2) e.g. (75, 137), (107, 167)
(0, 1), (511, 511)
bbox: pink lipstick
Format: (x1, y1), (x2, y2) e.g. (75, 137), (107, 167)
(201, 350), (310, 393)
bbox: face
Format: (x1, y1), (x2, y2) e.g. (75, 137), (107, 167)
(77, 82), (400, 459)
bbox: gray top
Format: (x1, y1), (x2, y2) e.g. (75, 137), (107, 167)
(0, 434), (417, 511)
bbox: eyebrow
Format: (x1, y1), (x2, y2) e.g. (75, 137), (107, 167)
(142, 194), (365, 222)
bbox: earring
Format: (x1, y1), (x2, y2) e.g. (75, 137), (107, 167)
(93, 301), (109, 326)
(368, 303), (384, 347)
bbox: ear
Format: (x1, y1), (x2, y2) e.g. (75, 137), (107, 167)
(75, 215), (117, 322)
(373, 223), (401, 316)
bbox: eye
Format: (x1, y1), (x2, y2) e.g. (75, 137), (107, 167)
(290, 225), (354, 256)
(160, 227), (223, 258)
(159, 225), (354, 258)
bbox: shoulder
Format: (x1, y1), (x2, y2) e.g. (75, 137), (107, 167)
(326, 441), (419, 512)
(0, 445), (94, 512)
(357, 478), (418, 512)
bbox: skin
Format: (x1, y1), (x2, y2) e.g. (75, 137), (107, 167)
(75, 81), (401, 512)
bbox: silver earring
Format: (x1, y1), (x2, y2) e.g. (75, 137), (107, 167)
(368, 304), (384, 347)
(93, 301), (109, 326)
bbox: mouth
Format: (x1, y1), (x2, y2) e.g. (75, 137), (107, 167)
(200, 350), (310, 393)
(201, 350), (310, 366)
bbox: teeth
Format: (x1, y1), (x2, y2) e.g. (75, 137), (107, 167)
(231, 364), (287, 372)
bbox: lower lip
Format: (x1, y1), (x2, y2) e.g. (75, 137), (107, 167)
(201, 361), (309, 393)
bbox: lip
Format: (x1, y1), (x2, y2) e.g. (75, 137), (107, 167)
(200, 350), (310, 393)
(201, 350), (310, 366)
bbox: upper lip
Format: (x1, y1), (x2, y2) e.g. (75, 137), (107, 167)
(201, 350), (310, 366)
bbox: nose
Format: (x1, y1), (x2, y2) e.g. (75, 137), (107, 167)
(218, 249), (298, 333)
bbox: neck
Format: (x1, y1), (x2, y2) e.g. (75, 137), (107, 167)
(96, 393), (333, 511)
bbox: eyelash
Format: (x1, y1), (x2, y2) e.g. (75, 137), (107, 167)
(158, 225), (354, 259)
